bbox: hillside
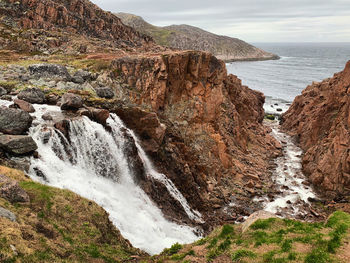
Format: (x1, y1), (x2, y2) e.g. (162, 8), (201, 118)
(115, 12), (279, 62)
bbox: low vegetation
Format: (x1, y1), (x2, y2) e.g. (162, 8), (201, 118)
(150, 212), (350, 263)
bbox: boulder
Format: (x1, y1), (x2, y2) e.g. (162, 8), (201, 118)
(60, 93), (83, 110)
(73, 69), (91, 82)
(0, 207), (16, 222)
(0, 107), (33, 135)
(28, 64), (71, 80)
(240, 210), (277, 233)
(17, 87), (45, 104)
(0, 134), (38, 155)
(13, 99), (35, 113)
(0, 174), (30, 203)
(0, 87), (7, 96)
(45, 93), (60, 105)
(42, 112), (53, 121)
(95, 87), (114, 99)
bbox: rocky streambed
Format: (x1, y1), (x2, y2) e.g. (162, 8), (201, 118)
(255, 120), (320, 220)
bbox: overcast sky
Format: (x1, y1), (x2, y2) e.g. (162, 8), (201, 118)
(90, 0), (350, 42)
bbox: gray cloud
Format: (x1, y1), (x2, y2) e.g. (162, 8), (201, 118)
(90, 0), (350, 42)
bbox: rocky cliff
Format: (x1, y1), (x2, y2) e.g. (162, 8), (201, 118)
(115, 13), (279, 62)
(0, 0), (159, 55)
(282, 61), (350, 198)
(110, 50), (281, 225)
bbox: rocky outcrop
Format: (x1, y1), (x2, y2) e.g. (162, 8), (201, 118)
(116, 13), (279, 62)
(111, 50), (280, 224)
(0, 107), (33, 135)
(28, 64), (71, 80)
(4, 0), (153, 49)
(282, 61), (350, 198)
(115, 107), (166, 153)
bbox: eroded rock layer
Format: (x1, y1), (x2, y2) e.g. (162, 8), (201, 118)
(282, 61), (350, 198)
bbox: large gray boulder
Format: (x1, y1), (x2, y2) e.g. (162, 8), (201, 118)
(0, 107), (33, 135)
(60, 93), (83, 110)
(28, 64), (71, 80)
(0, 207), (16, 222)
(17, 88), (45, 104)
(0, 174), (30, 203)
(95, 87), (114, 99)
(0, 134), (38, 155)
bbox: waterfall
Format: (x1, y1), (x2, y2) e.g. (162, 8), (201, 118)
(108, 114), (203, 222)
(27, 105), (200, 255)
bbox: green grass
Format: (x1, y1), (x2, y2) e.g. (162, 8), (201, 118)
(232, 249), (257, 261)
(251, 218), (277, 230)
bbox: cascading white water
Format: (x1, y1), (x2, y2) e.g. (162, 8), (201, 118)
(255, 121), (317, 216)
(27, 105), (200, 255)
(108, 114), (203, 222)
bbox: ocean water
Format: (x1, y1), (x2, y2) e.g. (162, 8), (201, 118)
(226, 43), (350, 114)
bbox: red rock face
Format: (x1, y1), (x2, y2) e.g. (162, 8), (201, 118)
(5, 0), (153, 48)
(111, 50), (280, 223)
(282, 61), (350, 197)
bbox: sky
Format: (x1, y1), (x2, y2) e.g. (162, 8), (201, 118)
(90, 0), (350, 42)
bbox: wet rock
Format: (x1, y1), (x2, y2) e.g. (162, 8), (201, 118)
(276, 108), (283, 112)
(42, 112), (53, 121)
(60, 93), (83, 111)
(13, 99), (35, 113)
(17, 87), (45, 104)
(115, 106), (166, 153)
(78, 107), (110, 126)
(28, 64), (71, 80)
(95, 86), (114, 99)
(0, 107), (33, 135)
(0, 174), (30, 203)
(54, 120), (70, 138)
(0, 134), (38, 155)
(0, 207), (16, 222)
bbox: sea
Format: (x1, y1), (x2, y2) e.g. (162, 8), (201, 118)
(226, 42), (350, 114)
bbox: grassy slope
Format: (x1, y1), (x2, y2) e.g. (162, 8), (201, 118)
(150, 213), (350, 263)
(0, 166), (144, 262)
